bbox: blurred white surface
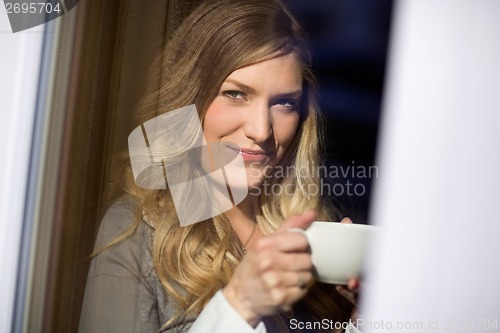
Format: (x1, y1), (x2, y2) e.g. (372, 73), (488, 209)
(0, 8), (44, 332)
(362, 0), (500, 331)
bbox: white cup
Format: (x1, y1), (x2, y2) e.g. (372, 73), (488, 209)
(290, 221), (377, 285)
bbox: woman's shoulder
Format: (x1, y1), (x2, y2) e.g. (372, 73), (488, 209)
(94, 195), (153, 249)
(91, 196), (157, 280)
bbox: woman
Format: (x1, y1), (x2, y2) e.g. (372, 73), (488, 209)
(80, 0), (360, 332)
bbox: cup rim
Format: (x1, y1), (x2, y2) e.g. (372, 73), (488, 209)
(311, 221), (379, 231)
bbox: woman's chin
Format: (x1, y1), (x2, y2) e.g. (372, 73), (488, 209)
(226, 176), (264, 192)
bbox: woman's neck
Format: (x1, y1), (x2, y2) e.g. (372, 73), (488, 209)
(225, 195), (262, 252)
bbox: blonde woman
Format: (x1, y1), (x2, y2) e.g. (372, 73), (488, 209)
(80, 0), (360, 332)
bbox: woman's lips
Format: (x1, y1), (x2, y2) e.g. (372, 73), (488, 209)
(224, 144), (271, 162)
(240, 149), (269, 162)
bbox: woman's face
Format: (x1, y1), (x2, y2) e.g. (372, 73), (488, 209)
(203, 53), (302, 189)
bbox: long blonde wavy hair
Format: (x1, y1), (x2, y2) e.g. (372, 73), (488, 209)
(115, 0), (352, 330)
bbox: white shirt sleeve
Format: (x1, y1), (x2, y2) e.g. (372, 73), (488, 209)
(188, 290), (266, 333)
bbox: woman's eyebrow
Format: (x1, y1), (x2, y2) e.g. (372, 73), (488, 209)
(274, 91), (303, 99)
(224, 79), (302, 98)
(224, 79), (257, 94)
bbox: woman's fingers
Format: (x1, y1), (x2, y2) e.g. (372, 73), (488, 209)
(262, 271), (314, 313)
(254, 231), (310, 253)
(260, 270), (314, 290)
(251, 251), (312, 272)
(347, 278), (360, 291)
(340, 216), (353, 224)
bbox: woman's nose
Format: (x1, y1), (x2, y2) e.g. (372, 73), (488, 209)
(243, 102), (272, 143)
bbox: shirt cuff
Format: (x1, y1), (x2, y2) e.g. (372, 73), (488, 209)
(188, 290), (266, 333)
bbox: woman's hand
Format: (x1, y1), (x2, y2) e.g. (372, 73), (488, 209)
(223, 211), (316, 327)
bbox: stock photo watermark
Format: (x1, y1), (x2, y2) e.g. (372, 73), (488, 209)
(289, 317), (499, 332)
(249, 161), (378, 198)
(3, 0), (78, 33)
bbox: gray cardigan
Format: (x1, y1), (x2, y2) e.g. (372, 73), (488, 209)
(79, 197), (194, 332)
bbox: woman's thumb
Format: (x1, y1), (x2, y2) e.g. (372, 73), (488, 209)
(277, 210), (316, 233)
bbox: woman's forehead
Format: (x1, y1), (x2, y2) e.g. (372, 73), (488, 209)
(224, 53), (303, 93)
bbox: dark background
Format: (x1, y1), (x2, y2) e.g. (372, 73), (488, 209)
(287, 0), (394, 223)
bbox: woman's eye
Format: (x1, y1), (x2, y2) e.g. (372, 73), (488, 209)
(274, 98), (299, 111)
(222, 90), (246, 101)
